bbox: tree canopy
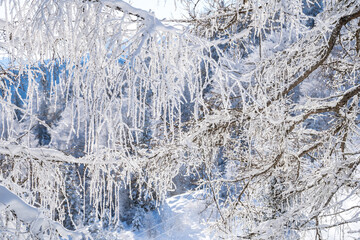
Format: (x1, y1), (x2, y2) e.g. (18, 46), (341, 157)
(0, 0), (360, 239)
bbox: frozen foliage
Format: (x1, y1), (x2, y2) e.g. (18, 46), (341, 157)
(0, 0), (360, 239)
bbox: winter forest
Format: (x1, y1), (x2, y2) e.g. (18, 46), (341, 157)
(0, 0), (359, 239)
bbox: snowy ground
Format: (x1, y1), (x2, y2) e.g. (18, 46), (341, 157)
(131, 190), (360, 240)
(125, 191), (216, 240)
(0, 187), (214, 240)
(2, 184), (359, 239)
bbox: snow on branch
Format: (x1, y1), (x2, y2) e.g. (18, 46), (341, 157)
(0, 184), (84, 239)
(280, 6), (360, 99)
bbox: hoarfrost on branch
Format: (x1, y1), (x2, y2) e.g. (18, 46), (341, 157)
(0, 0), (359, 239)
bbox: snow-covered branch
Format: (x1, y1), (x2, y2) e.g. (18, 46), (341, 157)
(0, 184), (84, 239)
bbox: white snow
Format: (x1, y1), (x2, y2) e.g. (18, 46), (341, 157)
(134, 191), (215, 240)
(0, 184), (84, 239)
